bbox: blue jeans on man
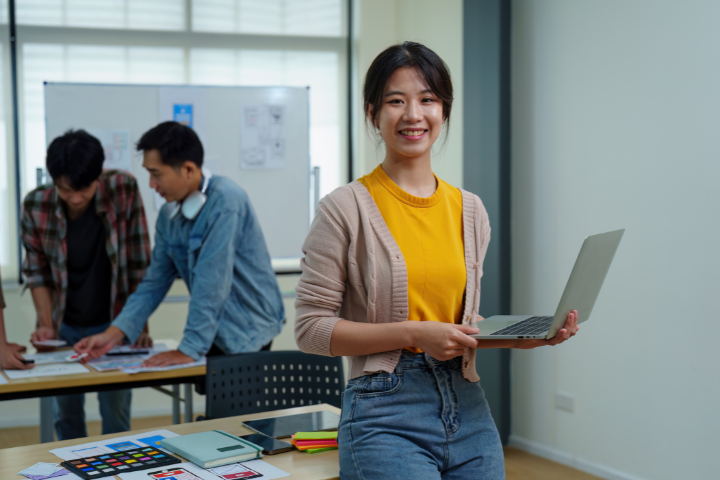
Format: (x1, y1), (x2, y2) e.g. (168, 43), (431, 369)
(54, 322), (131, 440)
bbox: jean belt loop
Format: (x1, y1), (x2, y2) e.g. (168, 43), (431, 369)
(422, 352), (437, 369)
(395, 352), (404, 376)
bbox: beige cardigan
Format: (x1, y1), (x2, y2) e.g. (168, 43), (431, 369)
(294, 180), (491, 381)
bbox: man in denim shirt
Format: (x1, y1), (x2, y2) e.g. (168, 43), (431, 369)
(77, 122), (285, 365)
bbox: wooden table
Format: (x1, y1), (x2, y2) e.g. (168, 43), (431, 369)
(0, 364), (205, 443)
(0, 404), (341, 480)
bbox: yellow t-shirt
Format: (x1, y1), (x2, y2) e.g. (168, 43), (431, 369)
(358, 165), (466, 352)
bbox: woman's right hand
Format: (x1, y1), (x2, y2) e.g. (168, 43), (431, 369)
(409, 322), (479, 361)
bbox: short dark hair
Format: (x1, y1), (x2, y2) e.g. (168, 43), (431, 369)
(136, 121), (204, 168)
(364, 41), (454, 134)
(46, 129), (105, 190)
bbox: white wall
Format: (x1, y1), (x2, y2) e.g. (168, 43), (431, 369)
(355, 0), (463, 186)
(511, 1), (720, 479)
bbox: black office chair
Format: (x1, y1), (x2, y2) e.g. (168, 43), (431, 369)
(202, 350), (345, 420)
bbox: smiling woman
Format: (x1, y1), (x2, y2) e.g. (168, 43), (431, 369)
(294, 41), (579, 480)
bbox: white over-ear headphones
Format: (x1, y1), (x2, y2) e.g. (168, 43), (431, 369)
(168, 169), (212, 220)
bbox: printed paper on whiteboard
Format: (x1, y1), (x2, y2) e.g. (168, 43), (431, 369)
(158, 87), (207, 143)
(87, 129), (132, 173)
(240, 104), (286, 170)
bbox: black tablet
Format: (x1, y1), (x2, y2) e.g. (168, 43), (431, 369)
(242, 411), (340, 438)
(240, 433), (294, 455)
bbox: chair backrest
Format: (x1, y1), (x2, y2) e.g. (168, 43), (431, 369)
(205, 350), (345, 420)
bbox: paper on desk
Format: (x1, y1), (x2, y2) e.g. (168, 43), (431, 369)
(32, 340), (67, 347)
(87, 343), (169, 372)
(18, 462), (63, 476)
(50, 429), (179, 461)
(22, 468), (76, 480)
(117, 462), (216, 480)
(123, 357), (206, 374)
(3, 363), (89, 379)
(117, 460), (290, 480)
(220, 459), (291, 479)
(0, 372), (7, 385)
(23, 471), (72, 480)
(23, 350), (86, 365)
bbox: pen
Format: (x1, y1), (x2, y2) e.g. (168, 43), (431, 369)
(106, 351), (150, 356)
(21, 359), (35, 364)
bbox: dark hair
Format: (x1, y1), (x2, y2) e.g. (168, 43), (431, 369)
(136, 121), (204, 168)
(46, 129), (104, 190)
(363, 41), (454, 133)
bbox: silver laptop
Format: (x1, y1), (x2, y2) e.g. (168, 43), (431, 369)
(471, 229), (624, 340)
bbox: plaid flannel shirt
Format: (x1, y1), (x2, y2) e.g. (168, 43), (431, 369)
(21, 170), (151, 328)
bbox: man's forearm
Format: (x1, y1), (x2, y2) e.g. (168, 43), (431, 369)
(30, 287), (54, 328)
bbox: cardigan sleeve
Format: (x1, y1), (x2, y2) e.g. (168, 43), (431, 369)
(294, 198), (352, 356)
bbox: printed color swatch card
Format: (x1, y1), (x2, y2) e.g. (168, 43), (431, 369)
(61, 446), (180, 478)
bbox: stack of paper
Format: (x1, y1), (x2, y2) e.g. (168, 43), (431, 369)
(290, 431), (338, 454)
(22, 351), (86, 365)
(17, 462), (76, 480)
(87, 343), (169, 372)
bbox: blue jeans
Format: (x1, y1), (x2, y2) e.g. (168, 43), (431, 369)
(338, 351), (505, 480)
(54, 322), (132, 440)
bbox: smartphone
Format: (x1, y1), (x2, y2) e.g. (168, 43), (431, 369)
(147, 467), (204, 479)
(240, 433), (294, 455)
(207, 463), (263, 479)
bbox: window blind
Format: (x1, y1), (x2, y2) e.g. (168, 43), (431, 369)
(16, 0), (185, 31)
(192, 0), (342, 37)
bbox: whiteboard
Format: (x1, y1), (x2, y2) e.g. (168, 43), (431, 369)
(44, 83), (310, 267)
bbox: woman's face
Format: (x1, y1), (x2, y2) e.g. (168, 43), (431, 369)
(374, 66), (444, 162)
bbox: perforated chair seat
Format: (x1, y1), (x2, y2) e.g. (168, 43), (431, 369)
(204, 350), (345, 420)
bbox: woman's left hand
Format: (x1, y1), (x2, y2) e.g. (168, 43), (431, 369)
(512, 310), (579, 350)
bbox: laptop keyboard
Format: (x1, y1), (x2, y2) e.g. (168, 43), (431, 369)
(490, 316), (554, 336)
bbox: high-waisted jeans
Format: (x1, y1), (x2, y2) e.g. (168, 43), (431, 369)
(338, 351), (505, 480)
(54, 322), (132, 440)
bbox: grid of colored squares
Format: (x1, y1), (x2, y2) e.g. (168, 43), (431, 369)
(61, 446), (180, 479)
(291, 431), (339, 454)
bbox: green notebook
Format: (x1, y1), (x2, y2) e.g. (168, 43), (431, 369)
(160, 430), (263, 468)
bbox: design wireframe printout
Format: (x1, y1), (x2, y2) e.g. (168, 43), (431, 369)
(87, 129), (132, 172)
(240, 104), (286, 170)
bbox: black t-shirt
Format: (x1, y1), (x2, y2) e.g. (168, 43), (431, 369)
(63, 198), (112, 327)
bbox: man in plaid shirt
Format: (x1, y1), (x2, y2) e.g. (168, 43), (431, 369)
(21, 130), (152, 440)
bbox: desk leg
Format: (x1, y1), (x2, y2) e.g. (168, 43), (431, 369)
(40, 397), (54, 443)
(184, 384), (193, 423)
(172, 385), (180, 424)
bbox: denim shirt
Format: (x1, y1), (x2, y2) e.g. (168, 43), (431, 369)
(112, 175), (285, 359)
